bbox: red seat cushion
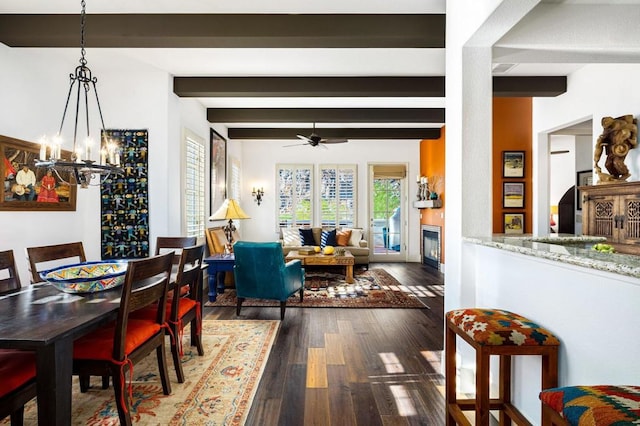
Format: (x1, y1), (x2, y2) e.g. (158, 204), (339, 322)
(447, 308), (560, 346)
(0, 350), (36, 398)
(73, 319), (162, 360)
(131, 298), (197, 322)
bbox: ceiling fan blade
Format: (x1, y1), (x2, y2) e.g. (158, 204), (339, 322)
(283, 142), (310, 148)
(320, 138), (348, 144)
(296, 134), (312, 143)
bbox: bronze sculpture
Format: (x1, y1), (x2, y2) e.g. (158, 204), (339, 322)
(594, 114), (638, 182)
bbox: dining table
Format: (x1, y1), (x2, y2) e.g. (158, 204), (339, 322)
(0, 282), (123, 424)
(0, 261), (182, 425)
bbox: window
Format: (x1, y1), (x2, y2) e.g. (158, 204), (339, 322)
(183, 129), (205, 238)
(228, 157), (241, 202)
(320, 164), (357, 227)
(277, 164), (313, 227)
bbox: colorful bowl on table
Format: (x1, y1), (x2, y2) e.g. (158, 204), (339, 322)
(40, 260), (129, 293)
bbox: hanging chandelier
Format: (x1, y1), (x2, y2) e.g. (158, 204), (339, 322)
(34, 0), (122, 188)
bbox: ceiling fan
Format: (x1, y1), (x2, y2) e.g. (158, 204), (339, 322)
(284, 123), (348, 148)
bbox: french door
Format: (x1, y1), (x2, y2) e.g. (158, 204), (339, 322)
(369, 164), (406, 262)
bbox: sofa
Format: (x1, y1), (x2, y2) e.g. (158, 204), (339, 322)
(279, 226), (370, 268)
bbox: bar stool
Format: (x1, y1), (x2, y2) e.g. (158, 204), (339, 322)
(445, 308), (560, 426)
(540, 385), (640, 425)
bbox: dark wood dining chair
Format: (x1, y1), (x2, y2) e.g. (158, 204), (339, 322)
(72, 252), (174, 426)
(168, 244), (205, 382)
(0, 249), (21, 294)
(155, 236), (197, 264)
(25, 241), (86, 283)
(132, 244), (205, 383)
(0, 350), (37, 426)
(0, 252), (37, 426)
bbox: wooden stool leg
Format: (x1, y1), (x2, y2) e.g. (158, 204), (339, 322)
(445, 324), (457, 426)
(476, 347), (490, 426)
(499, 355), (512, 425)
(541, 349), (559, 426)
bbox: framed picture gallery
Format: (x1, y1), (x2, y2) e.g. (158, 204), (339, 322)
(503, 182), (525, 208)
(504, 212), (524, 234)
(502, 151), (525, 178)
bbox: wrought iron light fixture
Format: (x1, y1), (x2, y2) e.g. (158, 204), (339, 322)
(252, 187), (264, 205)
(34, 0), (123, 188)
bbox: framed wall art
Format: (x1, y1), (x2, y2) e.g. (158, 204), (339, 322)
(502, 151), (525, 178)
(503, 182), (525, 208)
(0, 134), (77, 211)
(504, 212), (524, 234)
(576, 169), (593, 211)
(210, 128), (227, 214)
(100, 129), (149, 259)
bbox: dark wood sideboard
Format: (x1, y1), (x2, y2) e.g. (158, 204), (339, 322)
(580, 181), (640, 254)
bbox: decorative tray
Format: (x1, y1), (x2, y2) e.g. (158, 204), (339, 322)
(40, 260), (129, 294)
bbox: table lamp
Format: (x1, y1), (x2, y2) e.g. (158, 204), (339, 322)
(209, 199), (250, 249)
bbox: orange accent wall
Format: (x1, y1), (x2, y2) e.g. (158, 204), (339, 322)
(419, 126), (445, 263)
(492, 98), (532, 233)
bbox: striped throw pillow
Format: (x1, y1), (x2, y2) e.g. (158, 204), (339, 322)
(320, 229), (337, 248)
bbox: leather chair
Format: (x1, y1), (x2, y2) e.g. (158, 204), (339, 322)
(72, 252), (174, 426)
(233, 241), (304, 320)
(0, 250), (37, 426)
(155, 236), (197, 264)
(25, 241), (86, 283)
(0, 249), (21, 294)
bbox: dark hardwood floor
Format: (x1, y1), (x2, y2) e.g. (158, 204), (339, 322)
(203, 262), (445, 426)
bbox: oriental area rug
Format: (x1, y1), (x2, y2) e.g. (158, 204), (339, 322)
(10, 320), (279, 426)
(205, 268), (426, 309)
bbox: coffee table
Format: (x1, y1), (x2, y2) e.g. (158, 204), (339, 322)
(285, 250), (355, 283)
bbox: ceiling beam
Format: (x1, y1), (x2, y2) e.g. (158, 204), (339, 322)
(176, 76), (566, 98)
(493, 76), (566, 97)
(0, 14), (444, 48)
(227, 127), (441, 140)
(207, 108), (445, 123)
(175, 77), (445, 98)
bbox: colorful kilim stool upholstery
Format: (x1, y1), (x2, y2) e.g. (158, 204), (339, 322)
(445, 308), (560, 426)
(539, 385), (640, 425)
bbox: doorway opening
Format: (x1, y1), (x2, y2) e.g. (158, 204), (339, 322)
(369, 164), (406, 262)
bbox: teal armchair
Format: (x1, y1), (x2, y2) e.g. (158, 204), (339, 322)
(233, 241), (304, 320)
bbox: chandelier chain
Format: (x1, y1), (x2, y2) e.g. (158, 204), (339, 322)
(80, 0), (87, 66)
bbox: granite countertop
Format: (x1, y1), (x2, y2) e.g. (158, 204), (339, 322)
(463, 234), (640, 278)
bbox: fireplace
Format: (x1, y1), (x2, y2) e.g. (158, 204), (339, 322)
(421, 225), (441, 270)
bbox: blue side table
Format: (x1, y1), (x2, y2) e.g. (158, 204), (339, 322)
(203, 254), (235, 302)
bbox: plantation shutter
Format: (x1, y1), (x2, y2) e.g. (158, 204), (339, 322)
(184, 132), (205, 238)
(277, 164), (313, 227)
(320, 164), (357, 227)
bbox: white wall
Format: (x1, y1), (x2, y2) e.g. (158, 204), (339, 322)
(549, 135), (575, 208)
(574, 135), (592, 234)
(0, 46), (206, 283)
(234, 139), (423, 261)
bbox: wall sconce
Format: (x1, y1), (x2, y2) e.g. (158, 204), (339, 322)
(252, 187), (264, 205)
